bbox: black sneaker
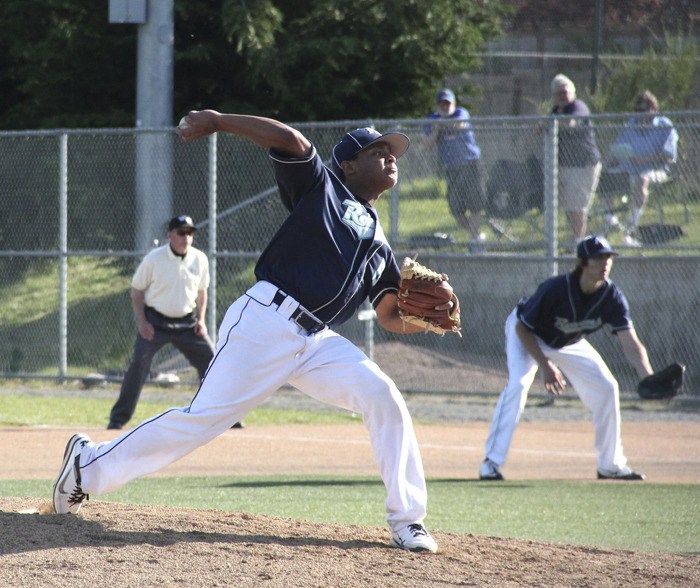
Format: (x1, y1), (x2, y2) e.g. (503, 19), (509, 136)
(597, 469), (645, 481)
(479, 458), (505, 481)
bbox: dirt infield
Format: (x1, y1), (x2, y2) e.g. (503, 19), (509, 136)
(1, 420), (699, 587)
(1, 421), (699, 483)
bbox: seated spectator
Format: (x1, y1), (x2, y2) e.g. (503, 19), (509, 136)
(607, 90), (678, 247)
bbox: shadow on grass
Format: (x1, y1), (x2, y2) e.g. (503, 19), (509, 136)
(218, 477), (383, 489)
(217, 476), (533, 490)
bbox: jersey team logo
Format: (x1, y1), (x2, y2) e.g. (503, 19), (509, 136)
(554, 316), (602, 333)
(341, 200), (375, 240)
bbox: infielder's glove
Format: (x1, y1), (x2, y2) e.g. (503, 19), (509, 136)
(397, 257), (461, 336)
(637, 363), (685, 400)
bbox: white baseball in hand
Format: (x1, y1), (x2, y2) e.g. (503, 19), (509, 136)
(178, 116), (190, 131)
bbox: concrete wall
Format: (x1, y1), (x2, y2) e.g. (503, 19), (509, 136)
(410, 254), (699, 393)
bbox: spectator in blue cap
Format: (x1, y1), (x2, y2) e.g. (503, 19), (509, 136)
(424, 88), (487, 253)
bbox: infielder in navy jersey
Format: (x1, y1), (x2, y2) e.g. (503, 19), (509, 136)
(52, 111), (450, 553)
(480, 236), (653, 482)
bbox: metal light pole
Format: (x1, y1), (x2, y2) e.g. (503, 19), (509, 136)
(110, 0), (175, 252)
(591, 0), (604, 94)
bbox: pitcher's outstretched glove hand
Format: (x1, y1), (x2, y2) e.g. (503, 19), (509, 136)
(637, 363), (685, 400)
(397, 258), (461, 336)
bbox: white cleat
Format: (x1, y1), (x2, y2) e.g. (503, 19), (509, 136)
(390, 523), (438, 553)
(53, 433), (92, 514)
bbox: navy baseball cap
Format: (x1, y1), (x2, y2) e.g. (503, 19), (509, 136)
(331, 128), (410, 179)
(576, 235), (618, 259)
(437, 88), (456, 103)
(168, 215), (197, 231)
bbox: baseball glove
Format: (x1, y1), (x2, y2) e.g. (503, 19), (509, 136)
(637, 363), (685, 400)
(397, 257), (461, 336)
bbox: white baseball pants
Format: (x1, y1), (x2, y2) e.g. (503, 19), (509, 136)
(483, 309), (628, 474)
(78, 280), (428, 531)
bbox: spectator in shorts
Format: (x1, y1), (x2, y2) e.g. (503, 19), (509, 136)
(550, 74), (602, 247)
(607, 90), (679, 247)
(424, 88), (488, 253)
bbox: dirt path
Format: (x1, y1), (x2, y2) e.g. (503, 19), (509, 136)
(2, 421), (698, 483)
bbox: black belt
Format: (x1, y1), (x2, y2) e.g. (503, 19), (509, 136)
(272, 290), (326, 335)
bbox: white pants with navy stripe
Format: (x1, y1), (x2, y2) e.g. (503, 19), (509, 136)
(78, 280), (428, 532)
(483, 309), (628, 475)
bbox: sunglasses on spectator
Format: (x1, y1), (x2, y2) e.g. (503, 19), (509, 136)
(175, 229), (194, 237)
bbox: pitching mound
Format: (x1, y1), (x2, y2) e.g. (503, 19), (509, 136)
(1, 498), (698, 587)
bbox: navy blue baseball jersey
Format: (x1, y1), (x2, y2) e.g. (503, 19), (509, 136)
(254, 146), (399, 327)
(516, 273), (632, 348)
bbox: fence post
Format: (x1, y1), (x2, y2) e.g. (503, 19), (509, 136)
(207, 133), (218, 340)
(544, 118), (559, 276)
(135, 131), (173, 253)
(59, 133), (69, 382)
(357, 304), (376, 362)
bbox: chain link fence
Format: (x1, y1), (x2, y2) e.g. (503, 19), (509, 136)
(2, 112), (699, 397)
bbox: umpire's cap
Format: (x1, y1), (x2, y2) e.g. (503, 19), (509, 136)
(577, 235), (618, 259)
(331, 128), (410, 180)
(168, 215), (197, 231)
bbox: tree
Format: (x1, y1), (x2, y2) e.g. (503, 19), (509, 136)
(212, 0), (509, 120)
(588, 30), (699, 112)
(0, 0), (508, 129)
(0, 1), (136, 129)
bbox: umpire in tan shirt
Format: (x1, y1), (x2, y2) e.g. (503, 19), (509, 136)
(108, 215), (215, 430)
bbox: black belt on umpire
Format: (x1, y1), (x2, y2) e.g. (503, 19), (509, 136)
(272, 290), (326, 335)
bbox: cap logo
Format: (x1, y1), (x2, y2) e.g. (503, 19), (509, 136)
(168, 215), (196, 231)
(576, 235), (617, 259)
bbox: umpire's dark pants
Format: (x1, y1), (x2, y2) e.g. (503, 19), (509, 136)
(109, 327), (215, 427)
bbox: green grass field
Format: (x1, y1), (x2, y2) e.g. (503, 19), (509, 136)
(1, 393), (698, 554)
(2, 476), (698, 554)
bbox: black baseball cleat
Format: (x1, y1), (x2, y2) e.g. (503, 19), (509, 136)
(231, 421), (244, 429)
(597, 469), (645, 481)
(107, 422), (123, 430)
(479, 458), (505, 481)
